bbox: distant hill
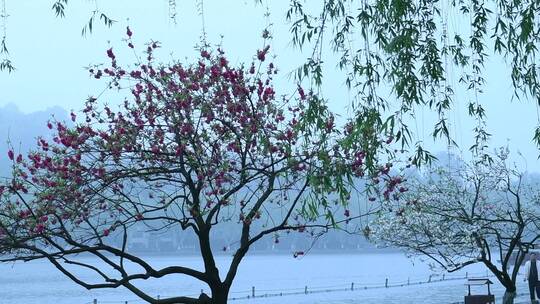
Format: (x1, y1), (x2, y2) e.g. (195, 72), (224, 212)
(0, 103), (68, 176)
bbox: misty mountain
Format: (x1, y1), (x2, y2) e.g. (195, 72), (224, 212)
(0, 103), (68, 176)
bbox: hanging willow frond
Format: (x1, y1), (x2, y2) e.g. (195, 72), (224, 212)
(0, 0), (13, 72)
(280, 0), (540, 165)
(168, 0), (177, 24)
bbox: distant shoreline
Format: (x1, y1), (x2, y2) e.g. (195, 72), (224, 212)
(0, 247), (403, 261)
(128, 247), (402, 258)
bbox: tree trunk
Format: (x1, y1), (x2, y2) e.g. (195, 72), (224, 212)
(502, 290), (516, 304)
(210, 285), (229, 304)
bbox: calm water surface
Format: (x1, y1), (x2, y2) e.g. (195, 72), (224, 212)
(0, 253), (527, 304)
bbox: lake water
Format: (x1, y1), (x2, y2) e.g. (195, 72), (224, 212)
(0, 253), (532, 304)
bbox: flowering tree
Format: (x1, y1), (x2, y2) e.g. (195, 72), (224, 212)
(0, 28), (390, 304)
(370, 149), (540, 304)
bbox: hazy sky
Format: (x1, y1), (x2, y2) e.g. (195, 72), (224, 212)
(1, 0), (539, 171)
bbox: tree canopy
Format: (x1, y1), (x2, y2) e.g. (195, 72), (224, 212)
(370, 148), (540, 304)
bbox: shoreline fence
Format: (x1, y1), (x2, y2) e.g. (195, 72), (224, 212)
(86, 271), (497, 304)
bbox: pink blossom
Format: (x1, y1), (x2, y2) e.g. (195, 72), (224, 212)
(106, 48), (115, 60)
(200, 50), (210, 59)
(257, 46), (270, 61)
(220, 57), (228, 67)
(298, 85), (306, 100)
(34, 224), (45, 234)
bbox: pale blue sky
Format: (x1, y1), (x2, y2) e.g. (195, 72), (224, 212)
(0, 0), (538, 171)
